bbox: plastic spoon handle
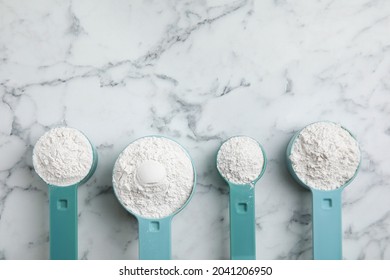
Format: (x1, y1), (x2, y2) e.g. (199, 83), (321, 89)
(138, 217), (172, 260)
(312, 189), (342, 260)
(229, 183), (256, 260)
(49, 185), (78, 260)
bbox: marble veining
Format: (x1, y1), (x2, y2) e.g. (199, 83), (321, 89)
(0, 0), (390, 259)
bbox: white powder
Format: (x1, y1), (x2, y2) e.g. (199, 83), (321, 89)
(33, 127), (94, 187)
(289, 122), (360, 190)
(112, 137), (195, 219)
(217, 136), (265, 185)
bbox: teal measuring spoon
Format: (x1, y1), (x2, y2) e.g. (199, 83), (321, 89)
(33, 128), (97, 260)
(112, 136), (196, 260)
(49, 149), (97, 260)
(216, 136), (267, 260)
(286, 122), (360, 260)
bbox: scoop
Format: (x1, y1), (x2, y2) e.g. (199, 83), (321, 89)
(216, 136), (267, 260)
(286, 122), (360, 260)
(112, 136), (196, 260)
(33, 127), (97, 260)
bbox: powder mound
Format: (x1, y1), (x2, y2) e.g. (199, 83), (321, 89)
(112, 137), (195, 219)
(33, 127), (93, 186)
(217, 136), (264, 185)
(289, 122), (360, 191)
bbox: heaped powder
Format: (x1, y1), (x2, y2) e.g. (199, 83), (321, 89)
(112, 137), (194, 219)
(217, 136), (264, 185)
(289, 122), (360, 190)
(33, 127), (93, 186)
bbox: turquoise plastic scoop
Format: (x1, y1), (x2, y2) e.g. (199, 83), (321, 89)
(112, 136), (196, 260)
(49, 151), (97, 260)
(216, 136), (267, 260)
(286, 123), (360, 260)
(33, 129), (97, 260)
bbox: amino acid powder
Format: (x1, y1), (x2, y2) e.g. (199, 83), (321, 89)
(289, 122), (360, 190)
(112, 137), (194, 219)
(33, 127), (93, 186)
(217, 136), (264, 185)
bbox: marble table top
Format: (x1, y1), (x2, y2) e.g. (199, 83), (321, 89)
(1, 0), (389, 260)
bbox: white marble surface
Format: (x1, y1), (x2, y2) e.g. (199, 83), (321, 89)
(1, 0), (390, 260)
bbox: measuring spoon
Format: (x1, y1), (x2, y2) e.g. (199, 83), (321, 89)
(216, 136), (267, 260)
(112, 136), (196, 260)
(33, 127), (97, 260)
(286, 122), (360, 260)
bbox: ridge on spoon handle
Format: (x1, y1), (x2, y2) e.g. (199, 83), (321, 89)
(138, 217), (172, 260)
(49, 185), (78, 260)
(312, 189), (343, 260)
(229, 184), (256, 260)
